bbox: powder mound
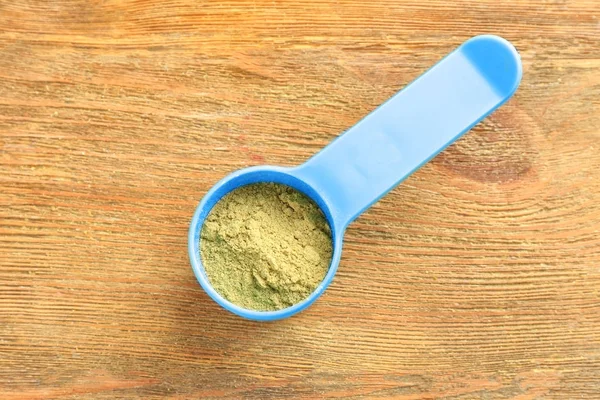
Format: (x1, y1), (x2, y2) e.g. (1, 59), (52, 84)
(200, 183), (333, 311)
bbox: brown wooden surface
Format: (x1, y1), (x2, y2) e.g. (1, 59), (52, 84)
(1, 1), (599, 399)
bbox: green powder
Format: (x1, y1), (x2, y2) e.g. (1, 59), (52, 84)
(200, 183), (333, 311)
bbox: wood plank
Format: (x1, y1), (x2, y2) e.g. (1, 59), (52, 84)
(1, 0), (599, 398)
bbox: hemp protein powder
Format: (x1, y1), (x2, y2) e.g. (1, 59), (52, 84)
(200, 183), (333, 311)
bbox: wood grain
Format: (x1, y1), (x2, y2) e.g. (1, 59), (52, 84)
(1, 0), (599, 398)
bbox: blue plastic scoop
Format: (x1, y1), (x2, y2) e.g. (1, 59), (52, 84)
(189, 35), (522, 321)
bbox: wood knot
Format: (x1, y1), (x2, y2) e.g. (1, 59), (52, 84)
(432, 103), (539, 183)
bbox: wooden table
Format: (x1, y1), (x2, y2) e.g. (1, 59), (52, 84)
(1, 1), (599, 398)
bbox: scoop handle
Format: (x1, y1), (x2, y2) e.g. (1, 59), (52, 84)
(292, 35), (522, 229)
